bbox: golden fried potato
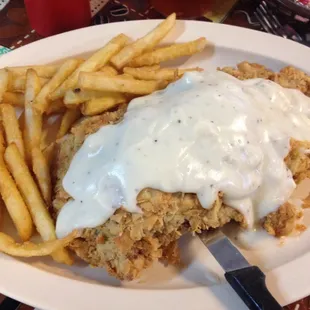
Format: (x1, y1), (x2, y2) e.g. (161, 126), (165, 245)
(0, 230), (79, 257)
(2, 92), (24, 107)
(123, 66), (203, 81)
(24, 69), (42, 163)
(57, 108), (81, 139)
(0, 104), (25, 158)
(32, 147), (52, 205)
(78, 73), (168, 95)
(0, 69), (10, 102)
(8, 75), (48, 92)
(34, 59), (83, 113)
(128, 37), (207, 67)
(8, 64), (61, 78)
(81, 93), (127, 116)
(4, 143), (73, 264)
(49, 34), (130, 100)
(0, 128), (33, 241)
(111, 13), (176, 69)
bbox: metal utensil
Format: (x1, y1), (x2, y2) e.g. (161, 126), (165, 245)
(255, 1), (309, 47)
(198, 229), (282, 310)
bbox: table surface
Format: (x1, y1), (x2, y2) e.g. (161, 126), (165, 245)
(0, 0), (309, 309)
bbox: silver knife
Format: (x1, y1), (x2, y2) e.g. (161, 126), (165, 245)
(198, 229), (282, 310)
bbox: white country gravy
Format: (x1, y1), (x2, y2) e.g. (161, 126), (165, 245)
(56, 71), (310, 238)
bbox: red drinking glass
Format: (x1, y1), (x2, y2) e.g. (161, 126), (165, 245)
(24, 0), (92, 37)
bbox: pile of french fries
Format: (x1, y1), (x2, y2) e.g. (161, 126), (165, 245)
(0, 13), (207, 263)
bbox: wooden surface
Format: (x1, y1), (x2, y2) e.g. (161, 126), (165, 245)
(0, 0), (309, 309)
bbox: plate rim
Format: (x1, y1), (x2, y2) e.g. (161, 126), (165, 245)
(0, 19), (309, 310)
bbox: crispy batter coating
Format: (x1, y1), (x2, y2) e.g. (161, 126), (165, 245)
(52, 63), (310, 280)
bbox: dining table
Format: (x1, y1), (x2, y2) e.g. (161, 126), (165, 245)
(0, 0), (309, 309)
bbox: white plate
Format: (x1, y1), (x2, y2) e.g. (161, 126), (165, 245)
(0, 20), (310, 310)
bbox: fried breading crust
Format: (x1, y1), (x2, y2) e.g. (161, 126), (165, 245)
(52, 106), (243, 280)
(52, 63), (310, 280)
(219, 62), (310, 237)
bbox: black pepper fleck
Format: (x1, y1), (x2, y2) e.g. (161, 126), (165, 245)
(154, 139), (158, 143)
(177, 120), (181, 123)
(80, 200), (83, 203)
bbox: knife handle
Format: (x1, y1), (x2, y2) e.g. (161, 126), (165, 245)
(225, 266), (282, 310)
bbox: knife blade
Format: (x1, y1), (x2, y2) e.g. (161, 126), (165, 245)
(198, 229), (282, 310)
(199, 229), (250, 272)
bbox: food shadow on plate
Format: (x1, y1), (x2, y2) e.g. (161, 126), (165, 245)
(177, 234), (249, 310)
(177, 234), (222, 286)
(18, 255), (122, 287)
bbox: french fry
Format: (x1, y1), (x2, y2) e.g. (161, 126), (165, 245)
(34, 59), (83, 113)
(2, 92), (24, 107)
(8, 75), (48, 92)
(24, 69), (42, 153)
(64, 88), (110, 105)
(110, 13), (176, 69)
(0, 127), (33, 241)
(119, 73), (135, 80)
(0, 104), (25, 158)
(128, 37), (207, 67)
(0, 69), (10, 102)
(8, 64), (61, 78)
(49, 34), (130, 101)
(4, 143), (73, 264)
(64, 66), (120, 106)
(81, 93), (127, 116)
(99, 65), (118, 76)
(4, 143), (53, 239)
(0, 125), (32, 241)
(123, 66), (203, 81)
(0, 160), (33, 241)
(32, 147), (52, 205)
(45, 99), (65, 115)
(78, 73), (168, 95)
(0, 198), (3, 229)
(57, 108), (81, 139)
(0, 230), (78, 257)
